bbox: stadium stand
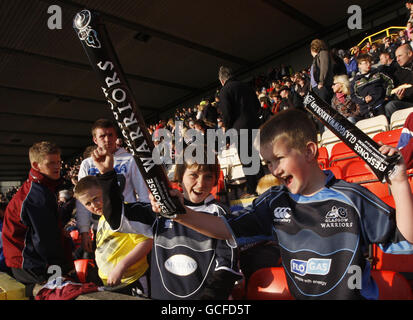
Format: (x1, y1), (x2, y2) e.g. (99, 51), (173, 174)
(355, 115), (389, 138)
(390, 107), (413, 130)
(373, 128), (402, 146)
(246, 267), (293, 300)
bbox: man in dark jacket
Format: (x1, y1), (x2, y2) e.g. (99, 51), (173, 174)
(2, 141), (74, 297)
(381, 44), (413, 119)
(217, 66), (264, 197)
(310, 39), (334, 103)
(392, 44), (413, 104)
(278, 86), (303, 111)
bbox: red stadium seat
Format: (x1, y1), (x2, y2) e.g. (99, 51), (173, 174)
(74, 259), (96, 283)
(324, 166), (343, 179)
(169, 181), (183, 192)
(211, 170), (226, 201)
(341, 159), (375, 183)
(69, 229), (81, 249)
(380, 195), (394, 207)
(373, 128), (402, 147)
(341, 159), (391, 198)
(371, 270), (413, 300)
(329, 142), (359, 169)
(246, 267), (294, 300)
(360, 180), (391, 199)
(371, 244), (413, 273)
(317, 146), (329, 169)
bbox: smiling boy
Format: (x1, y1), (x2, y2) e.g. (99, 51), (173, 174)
(91, 145), (241, 300)
(74, 176), (152, 296)
(154, 109), (413, 299)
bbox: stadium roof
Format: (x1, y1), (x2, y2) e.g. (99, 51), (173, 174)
(0, 0), (405, 181)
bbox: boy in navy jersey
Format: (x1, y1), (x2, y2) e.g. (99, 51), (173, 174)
(152, 109), (413, 299)
(90, 145), (241, 300)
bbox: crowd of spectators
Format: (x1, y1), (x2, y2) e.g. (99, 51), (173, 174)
(47, 17), (413, 220)
(3, 9), (413, 299)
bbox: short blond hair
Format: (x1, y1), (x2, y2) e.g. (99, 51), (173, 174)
(333, 74), (351, 95)
(256, 174), (280, 195)
(29, 141), (61, 164)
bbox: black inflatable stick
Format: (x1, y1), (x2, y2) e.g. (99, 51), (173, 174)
(73, 9), (185, 218)
(303, 91), (400, 183)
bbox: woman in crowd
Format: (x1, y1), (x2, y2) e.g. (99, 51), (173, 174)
(331, 74), (362, 123)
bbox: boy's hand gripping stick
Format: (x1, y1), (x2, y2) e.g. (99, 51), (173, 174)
(303, 91), (400, 183)
(73, 9), (185, 218)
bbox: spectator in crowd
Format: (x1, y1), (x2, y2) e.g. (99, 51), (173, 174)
(76, 119), (150, 259)
(350, 53), (394, 118)
(196, 101), (206, 120)
(202, 100), (219, 128)
(378, 51), (398, 78)
(295, 75), (310, 97)
(370, 43), (381, 65)
(58, 189), (76, 229)
(155, 108), (413, 300)
(257, 95), (273, 124)
(0, 202), (11, 274)
(406, 1), (413, 23)
(396, 29), (409, 48)
(343, 53), (358, 78)
(1, 141), (74, 297)
(406, 21), (413, 41)
(270, 94), (282, 114)
(310, 38), (334, 103)
(74, 175), (152, 296)
(331, 74), (362, 123)
(217, 66), (264, 198)
(350, 45), (360, 59)
(330, 48), (347, 76)
(5, 187), (18, 201)
(278, 86), (303, 112)
(381, 36), (397, 59)
(92, 145), (242, 300)
(390, 43), (413, 111)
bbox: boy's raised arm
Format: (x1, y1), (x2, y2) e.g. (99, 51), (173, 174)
(92, 147), (123, 229)
(381, 144), (413, 243)
(150, 190), (233, 241)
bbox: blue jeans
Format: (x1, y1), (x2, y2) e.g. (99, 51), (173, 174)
(384, 100), (413, 120)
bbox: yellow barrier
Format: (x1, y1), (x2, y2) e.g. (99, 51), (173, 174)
(355, 26), (406, 51)
(0, 272), (28, 300)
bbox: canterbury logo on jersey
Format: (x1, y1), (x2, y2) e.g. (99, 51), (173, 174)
(273, 207), (292, 222)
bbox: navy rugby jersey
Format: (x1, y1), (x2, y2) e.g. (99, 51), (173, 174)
(224, 170), (413, 299)
(97, 170), (241, 300)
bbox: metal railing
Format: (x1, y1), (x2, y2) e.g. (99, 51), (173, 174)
(356, 26), (406, 50)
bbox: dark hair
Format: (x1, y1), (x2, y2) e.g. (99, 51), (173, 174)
(356, 53), (372, 64)
(259, 109), (317, 152)
(74, 175), (100, 198)
(174, 145), (220, 186)
(91, 118), (117, 137)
